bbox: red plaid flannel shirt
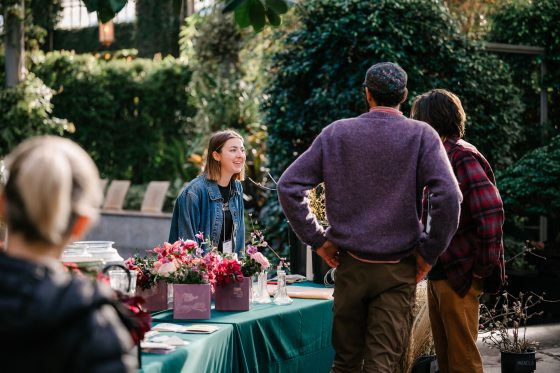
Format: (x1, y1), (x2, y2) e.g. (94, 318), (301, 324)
(425, 137), (505, 296)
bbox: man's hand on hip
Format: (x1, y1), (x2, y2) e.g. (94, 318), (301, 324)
(415, 253), (432, 283)
(317, 240), (340, 268)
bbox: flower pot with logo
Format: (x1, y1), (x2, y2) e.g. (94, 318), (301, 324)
(411, 355), (439, 373)
(215, 276), (251, 311)
(501, 350), (536, 373)
(172, 283), (211, 320)
(137, 280), (168, 312)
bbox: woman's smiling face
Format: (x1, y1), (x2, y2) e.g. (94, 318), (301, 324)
(213, 137), (246, 177)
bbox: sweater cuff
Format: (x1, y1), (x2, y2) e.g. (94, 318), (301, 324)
(416, 241), (441, 266)
(310, 235), (327, 251)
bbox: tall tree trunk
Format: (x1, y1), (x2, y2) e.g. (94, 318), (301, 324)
(4, 0), (25, 87)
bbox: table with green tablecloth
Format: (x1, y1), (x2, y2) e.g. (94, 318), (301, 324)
(141, 323), (235, 373)
(142, 283), (335, 373)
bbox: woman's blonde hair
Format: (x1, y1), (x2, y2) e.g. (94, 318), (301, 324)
(204, 130), (245, 182)
(2, 136), (102, 246)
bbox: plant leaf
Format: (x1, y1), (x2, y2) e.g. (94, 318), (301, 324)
(98, 3), (116, 24)
(82, 0), (100, 12)
(223, 0), (246, 13)
(109, 0), (127, 13)
(266, 9), (281, 27)
(249, 0), (266, 32)
(265, 0), (288, 15)
(234, 1), (251, 28)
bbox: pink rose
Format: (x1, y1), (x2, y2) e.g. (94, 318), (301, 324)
(252, 252), (270, 270)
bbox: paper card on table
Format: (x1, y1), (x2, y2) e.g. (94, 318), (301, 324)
(151, 335), (189, 346)
(183, 324), (219, 333)
(141, 341), (176, 354)
(152, 323), (219, 334)
(144, 330), (159, 339)
(267, 285), (334, 299)
(152, 323), (189, 333)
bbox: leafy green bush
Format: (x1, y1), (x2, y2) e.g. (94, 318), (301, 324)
(262, 0), (524, 250)
(497, 135), (560, 217)
(488, 0), (560, 155)
(30, 51), (198, 183)
(0, 70), (70, 156)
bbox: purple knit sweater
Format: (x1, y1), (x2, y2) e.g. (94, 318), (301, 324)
(277, 109), (462, 264)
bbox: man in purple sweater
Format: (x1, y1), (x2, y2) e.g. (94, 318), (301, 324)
(277, 62), (462, 372)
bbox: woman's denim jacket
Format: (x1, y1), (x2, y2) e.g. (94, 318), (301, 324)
(169, 174), (245, 254)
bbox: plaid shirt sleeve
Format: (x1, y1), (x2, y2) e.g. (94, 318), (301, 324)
(454, 151), (505, 278)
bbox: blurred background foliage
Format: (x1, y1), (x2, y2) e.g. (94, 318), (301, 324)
(1, 0), (559, 260)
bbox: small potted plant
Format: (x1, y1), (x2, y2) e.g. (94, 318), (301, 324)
(214, 255), (252, 311)
(479, 291), (543, 373)
(150, 239), (218, 320)
(124, 254), (168, 312)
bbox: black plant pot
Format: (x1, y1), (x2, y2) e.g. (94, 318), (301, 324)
(411, 355), (439, 373)
(501, 350), (536, 373)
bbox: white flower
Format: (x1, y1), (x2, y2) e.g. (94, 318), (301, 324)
(156, 260), (178, 277)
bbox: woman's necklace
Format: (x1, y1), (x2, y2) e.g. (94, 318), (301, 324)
(222, 182), (232, 212)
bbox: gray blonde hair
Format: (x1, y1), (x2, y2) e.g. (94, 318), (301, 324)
(2, 136), (102, 246)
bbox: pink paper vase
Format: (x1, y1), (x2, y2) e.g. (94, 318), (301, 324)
(137, 280), (168, 312)
(214, 277), (251, 311)
(172, 283), (211, 320)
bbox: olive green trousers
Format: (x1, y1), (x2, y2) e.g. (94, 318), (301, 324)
(331, 251), (416, 373)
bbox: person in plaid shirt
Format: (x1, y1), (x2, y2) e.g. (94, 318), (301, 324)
(411, 89), (505, 373)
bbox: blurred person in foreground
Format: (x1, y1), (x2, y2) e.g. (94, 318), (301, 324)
(411, 89), (506, 373)
(0, 136), (137, 372)
(277, 62), (462, 372)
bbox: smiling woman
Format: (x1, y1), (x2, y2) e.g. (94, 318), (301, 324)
(169, 130), (247, 255)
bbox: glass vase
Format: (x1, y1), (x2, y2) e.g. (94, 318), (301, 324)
(252, 270), (271, 304)
(273, 268), (293, 305)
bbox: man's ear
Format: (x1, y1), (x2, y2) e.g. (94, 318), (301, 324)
(400, 88), (409, 104)
(70, 215), (91, 240)
(365, 87), (377, 107)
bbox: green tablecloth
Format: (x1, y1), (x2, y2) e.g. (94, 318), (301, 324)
(141, 323), (234, 373)
(147, 285), (335, 373)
